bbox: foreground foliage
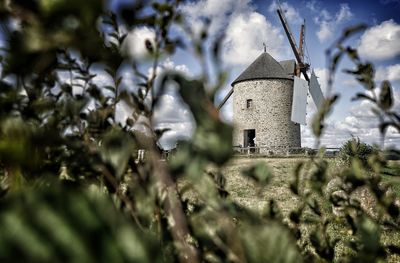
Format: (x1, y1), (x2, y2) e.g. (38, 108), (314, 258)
(0, 1), (399, 262)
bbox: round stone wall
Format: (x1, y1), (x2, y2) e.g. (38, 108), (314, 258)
(232, 79), (301, 152)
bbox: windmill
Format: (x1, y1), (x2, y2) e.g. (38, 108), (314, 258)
(218, 4), (324, 127)
(276, 4), (324, 125)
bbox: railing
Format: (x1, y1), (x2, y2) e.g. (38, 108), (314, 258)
(233, 146), (340, 157)
(157, 147), (341, 161)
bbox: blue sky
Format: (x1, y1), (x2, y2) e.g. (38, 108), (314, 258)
(134, 0), (400, 149)
(1, 0), (399, 149)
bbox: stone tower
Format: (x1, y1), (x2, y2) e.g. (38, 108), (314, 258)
(232, 52), (301, 153)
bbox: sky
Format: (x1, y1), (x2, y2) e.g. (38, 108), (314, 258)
(130, 0), (400, 149)
(1, 0), (400, 150)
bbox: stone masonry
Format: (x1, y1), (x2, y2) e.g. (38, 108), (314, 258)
(233, 79), (301, 153)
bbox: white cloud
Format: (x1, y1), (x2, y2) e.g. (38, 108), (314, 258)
(181, 0), (288, 66)
(153, 93), (195, 149)
(358, 20), (400, 61)
(154, 122), (195, 149)
(153, 94), (193, 124)
(181, 0), (252, 36)
(222, 12), (287, 65)
(341, 78), (359, 87)
(313, 68), (329, 94)
(336, 4), (353, 23)
(92, 70), (114, 87)
(110, 58), (194, 149)
(299, 67), (400, 149)
(308, 3), (353, 43)
(115, 100), (134, 125)
(375, 64), (400, 82)
(268, 1), (303, 25)
(121, 27), (156, 59)
(316, 21), (334, 45)
(148, 59), (194, 149)
(216, 85), (234, 123)
(306, 0), (318, 12)
(303, 89), (400, 149)
(147, 58), (190, 79)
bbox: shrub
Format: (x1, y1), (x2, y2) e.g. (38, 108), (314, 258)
(339, 138), (378, 167)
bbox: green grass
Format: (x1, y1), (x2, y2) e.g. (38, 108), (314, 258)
(381, 161), (400, 196)
(219, 157), (400, 262)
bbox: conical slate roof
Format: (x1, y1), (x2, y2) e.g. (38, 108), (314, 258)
(279, 59), (296, 76)
(231, 52), (293, 86)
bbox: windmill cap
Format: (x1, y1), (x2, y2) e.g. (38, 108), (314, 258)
(231, 52), (294, 86)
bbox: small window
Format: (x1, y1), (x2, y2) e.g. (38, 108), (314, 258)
(246, 99), (253, 109)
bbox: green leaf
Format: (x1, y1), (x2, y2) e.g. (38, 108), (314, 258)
(241, 222), (301, 263)
(0, 185), (162, 262)
(342, 24), (367, 38)
(109, 32), (119, 41)
(104, 85), (115, 93)
(346, 63), (375, 90)
(345, 47), (359, 62)
(312, 95), (339, 138)
(378, 80), (393, 110)
(242, 162), (272, 186)
(290, 162), (303, 195)
(100, 128), (135, 178)
(116, 76), (123, 87)
(351, 93), (375, 102)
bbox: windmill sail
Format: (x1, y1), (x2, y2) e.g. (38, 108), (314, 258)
(309, 70), (324, 110)
(291, 76), (308, 125)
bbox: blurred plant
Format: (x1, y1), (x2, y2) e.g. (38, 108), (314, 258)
(0, 1), (399, 263)
(287, 24), (400, 262)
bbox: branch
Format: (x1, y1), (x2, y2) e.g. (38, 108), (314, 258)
(149, 150), (200, 263)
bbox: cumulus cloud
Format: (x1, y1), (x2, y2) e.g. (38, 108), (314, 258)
(150, 59), (194, 149)
(121, 27), (156, 59)
(326, 99), (389, 147)
(181, 0), (288, 66)
(216, 84), (234, 123)
(313, 68), (329, 94)
(268, 1), (303, 25)
(222, 12), (287, 65)
(181, 0), (252, 36)
(302, 89), (400, 149)
(154, 122), (195, 149)
(147, 57), (190, 79)
(316, 22), (334, 43)
(358, 20), (400, 61)
(110, 58), (194, 149)
(298, 68), (399, 148)
(307, 2), (353, 42)
(336, 4), (353, 22)
(375, 64), (400, 82)
(341, 78), (359, 87)
(153, 92), (195, 149)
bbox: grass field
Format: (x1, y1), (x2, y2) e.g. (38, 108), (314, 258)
(221, 157), (400, 211)
(221, 157), (334, 213)
(219, 157), (400, 262)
